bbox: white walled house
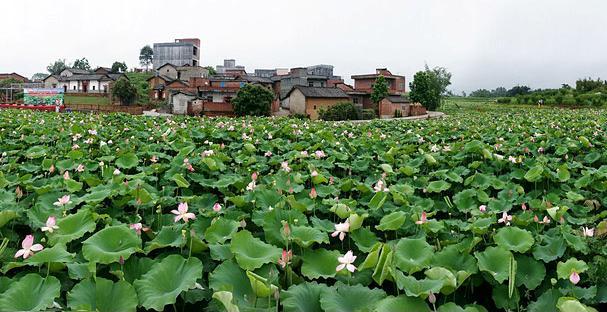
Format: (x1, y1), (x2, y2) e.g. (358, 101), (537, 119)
(43, 68), (126, 94)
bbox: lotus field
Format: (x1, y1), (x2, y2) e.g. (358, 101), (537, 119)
(1, 107), (607, 311)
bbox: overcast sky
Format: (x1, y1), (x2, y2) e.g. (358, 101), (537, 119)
(2, 0), (606, 92)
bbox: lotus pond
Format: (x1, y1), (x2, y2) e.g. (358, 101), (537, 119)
(0, 107), (606, 311)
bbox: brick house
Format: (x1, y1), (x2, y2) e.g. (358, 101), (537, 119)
(0, 73), (29, 83)
(350, 68), (425, 118)
(285, 86), (350, 120)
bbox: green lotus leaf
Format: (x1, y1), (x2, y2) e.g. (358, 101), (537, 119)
(515, 255), (545, 290)
(134, 254), (203, 311)
(212, 291), (240, 312)
(524, 165), (544, 182)
(425, 266), (458, 295)
(80, 187), (112, 204)
(494, 227), (535, 253)
(437, 302), (467, 312)
(427, 181), (451, 193)
(301, 248), (341, 280)
(48, 208), (97, 246)
(0, 273), (60, 312)
(556, 258), (588, 281)
(209, 260), (253, 301)
(25, 145), (48, 159)
(368, 192), (388, 210)
(527, 289), (561, 312)
(320, 282), (386, 312)
(351, 227), (380, 253)
(0, 210), (18, 228)
(116, 152), (139, 169)
(82, 225), (142, 264)
(67, 277), (138, 312)
(246, 270), (278, 298)
(26, 244), (74, 264)
(393, 271), (443, 298)
(144, 224), (186, 254)
(281, 282), (327, 312)
(204, 218), (240, 244)
(394, 238), (434, 274)
(374, 295), (431, 312)
(532, 232), (567, 262)
(230, 230), (282, 271)
(291, 225), (329, 248)
(474, 246), (513, 284)
(492, 284), (520, 310)
(371, 243), (394, 286)
(171, 173), (190, 188)
(556, 297), (598, 312)
(376, 211), (407, 231)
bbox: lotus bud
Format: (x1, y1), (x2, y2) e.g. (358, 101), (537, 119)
(119, 255), (125, 266)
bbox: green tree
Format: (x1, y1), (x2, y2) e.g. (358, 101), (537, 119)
(409, 71), (442, 111)
(318, 102), (359, 121)
(139, 45), (154, 70)
(111, 62), (128, 73)
(370, 75), (389, 108)
(31, 73), (48, 81)
(112, 78), (138, 105)
(47, 59), (68, 75)
(73, 58), (91, 71)
(205, 66), (217, 76)
(409, 66), (452, 111)
(232, 84), (275, 116)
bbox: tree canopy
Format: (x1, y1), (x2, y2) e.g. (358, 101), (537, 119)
(31, 73), (48, 82)
(111, 62), (128, 73)
(371, 75), (389, 104)
(47, 59), (68, 75)
(232, 84), (274, 116)
(409, 66), (452, 111)
(73, 58), (91, 71)
(112, 78), (137, 105)
(139, 46), (153, 70)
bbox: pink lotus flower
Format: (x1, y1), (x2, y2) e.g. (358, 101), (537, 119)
(331, 220), (350, 241)
(281, 161), (291, 173)
(314, 150), (326, 158)
(49, 164), (55, 173)
(14, 235), (44, 259)
(570, 271), (580, 284)
(535, 215), (550, 224)
(171, 202), (196, 223)
(498, 212), (512, 226)
(479, 205), (487, 213)
(416, 211), (428, 225)
(311, 170), (318, 177)
(582, 227), (594, 237)
(251, 172), (258, 181)
(309, 187), (317, 199)
(278, 250), (292, 269)
(113, 169), (121, 175)
(129, 223), (149, 235)
(264, 151), (273, 157)
(202, 150), (214, 157)
(53, 195), (71, 207)
(63, 171), (70, 180)
(336, 251), (357, 273)
(283, 222), (291, 237)
(213, 203), (222, 212)
(374, 180), (389, 192)
(41, 216), (59, 233)
(300, 151), (309, 157)
(76, 164), (85, 172)
(521, 203), (527, 210)
(428, 292), (437, 304)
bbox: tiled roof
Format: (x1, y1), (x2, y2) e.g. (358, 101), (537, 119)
(288, 86), (349, 99)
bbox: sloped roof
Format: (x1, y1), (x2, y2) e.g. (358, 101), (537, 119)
(65, 68), (92, 75)
(63, 74), (111, 81)
(287, 86), (349, 99)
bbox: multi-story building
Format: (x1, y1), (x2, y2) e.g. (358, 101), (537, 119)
(216, 59), (246, 74)
(153, 38), (201, 69)
(351, 68), (406, 95)
(275, 66), (343, 108)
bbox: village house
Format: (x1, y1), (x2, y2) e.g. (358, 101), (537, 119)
(275, 66), (343, 109)
(0, 73), (30, 83)
(285, 85), (349, 120)
(43, 68), (127, 94)
(350, 68), (426, 118)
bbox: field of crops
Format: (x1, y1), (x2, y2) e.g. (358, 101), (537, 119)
(0, 106), (605, 311)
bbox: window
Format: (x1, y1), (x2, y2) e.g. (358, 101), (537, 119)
(92, 86), (96, 91)
(73, 86), (76, 90)
(313, 105), (317, 110)
(321, 82), (325, 87)
(308, 82), (314, 87)
(220, 82), (225, 88)
(52, 84), (57, 88)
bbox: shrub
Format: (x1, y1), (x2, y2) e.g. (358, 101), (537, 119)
(318, 102), (359, 121)
(361, 109), (376, 120)
(112, 78), (138, 105)
(496, 98), (510, 104)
